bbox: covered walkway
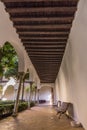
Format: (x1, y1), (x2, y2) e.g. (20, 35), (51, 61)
(0, 0), (87, 129)
(0, 105), (84, 130)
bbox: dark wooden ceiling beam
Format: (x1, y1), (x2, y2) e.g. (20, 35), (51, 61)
(17, 28), (70, 32)
(31, 58), (62, 63)
(40, 78), (57, 80)
(14, 21), (71, 26)
(37, 69), (59, 71)
(2, 0), (78, 2)
(15, 24), (71, 29)
(25, 44), (65, 48)
(10, 11), (75, 18)
(38, 77), (57, 79)
(34, 69), (59, 72)
(35, 69), (59, 72)
(32, 59), (61, 62)
(23, 42), (66, 45)
(28, 51), (64, 55)
(26, 48), (64, 51)
(28, 54), (63, 56)
(36, 73), (57, 75)
(37, 73), (58, 76)
(38, 73), (58, 75)
(32, 62), (61, 64)
(30, 60), (62, 62)
(25, 47), (65, 50)
(41, 82), (55, 83)
(30, 59), (62, 61)
(34, 62), (61, 67)
(38, 73), (57, 75)
(21, 37), (68, 40)
(38, 71), (58, 72)
(19, 32), (69, 36)
(30, 61), (59, 64)
(22, 39), (67, 42)
(37, 72), (58, 74)
(36, 72), (58, 74)
(31, 61), (61, 63)
(34, 68), (59, 71)
(3, 0), (78, 8)
(23, 43), (66, 49)
(11, 17), (73, 22)
(35, 68), (59, 71)
(20, 34), (68, 37)
(37, 71), (58, 73)
(29, 56), (62, 59)
(36, 69), (59, 72)
(30, 56), (62, 59)
(35, 68), (59, 70)
(36, 69), (58, 71)
(37, 75), (58, 77)
(6, 7), (76, 14)
(41, 81), (55, 83)
(40, 79), (56, 81)
(41, 79), (55, 81)
(35, 63), (60, 68)
(34, 63), (60, 67)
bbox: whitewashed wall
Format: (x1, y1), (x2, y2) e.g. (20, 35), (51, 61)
(55, 0), (87, 129)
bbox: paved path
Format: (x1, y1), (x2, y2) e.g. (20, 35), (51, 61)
(0, 106), (84, 130)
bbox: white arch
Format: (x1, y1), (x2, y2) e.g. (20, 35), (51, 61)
(0, 2), (25, 71)
(2, 41), (25, 72)
(0, 1), (40, 82)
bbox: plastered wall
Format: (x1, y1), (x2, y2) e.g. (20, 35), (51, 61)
(55, 0), (87, 129)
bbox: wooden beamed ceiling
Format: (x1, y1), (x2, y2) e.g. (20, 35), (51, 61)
(2, 0), (79, 83)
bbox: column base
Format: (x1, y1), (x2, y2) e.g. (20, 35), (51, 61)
(12, 112), (18, 117)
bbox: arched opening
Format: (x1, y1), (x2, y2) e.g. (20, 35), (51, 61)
(39, 85), (53, 105)
(0, 41), (18, 100)
(2, 41), (18, 78)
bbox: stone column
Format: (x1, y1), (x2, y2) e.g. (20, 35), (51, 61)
(28, 81), (33, 109)
(13, 72), (24, 117)
(51, 87), (54, 105)
(34, 86), (37, 103)
(37, 89), (40, 104)
(21, 81), (25, 101)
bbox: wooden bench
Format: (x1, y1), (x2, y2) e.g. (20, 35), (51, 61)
(56, 101), (70, 119)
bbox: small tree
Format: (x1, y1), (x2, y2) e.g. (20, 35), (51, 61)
(31, 83), (37, 102)
(2, 42), (18, 79)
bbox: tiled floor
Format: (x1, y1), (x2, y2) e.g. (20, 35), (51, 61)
(0, 105), (84, 130)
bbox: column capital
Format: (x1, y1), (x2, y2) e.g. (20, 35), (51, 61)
(18, 72), (24, 75)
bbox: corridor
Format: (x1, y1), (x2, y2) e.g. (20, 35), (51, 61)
(0, 106), (84, 130)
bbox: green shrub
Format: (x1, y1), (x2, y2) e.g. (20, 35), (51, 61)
(0, 100), (35, 119)
(30, 101), (35, 107)
(0, 100), (14, 105)
(18, 102), (28, 112)
(0, 101), (28, 119)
